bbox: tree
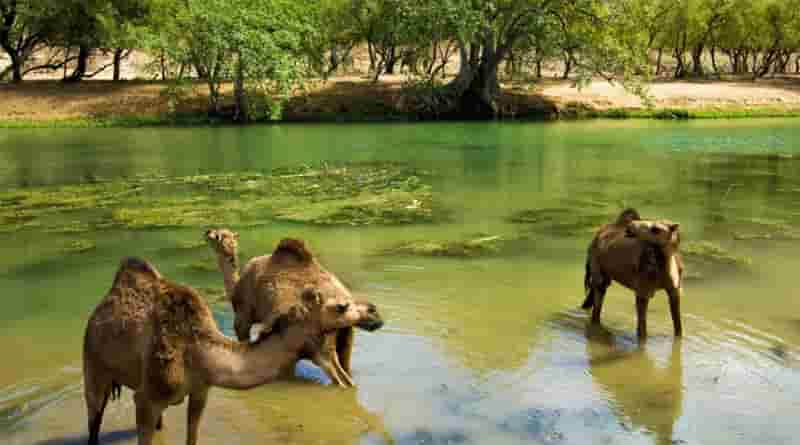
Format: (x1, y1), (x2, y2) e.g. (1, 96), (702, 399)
(396, 0), (649, 118)
(151, 0), (317, 121)
(0, 0), (61, 82)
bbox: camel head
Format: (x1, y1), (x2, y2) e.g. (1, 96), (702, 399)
(205, 228), (239, 258)
(625, 219), (681, 248)
(287, 286), (384, 335)
(269, 238), (384, 334)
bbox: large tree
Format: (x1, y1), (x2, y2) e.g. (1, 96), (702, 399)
(151, 0), (317, 121)
(0, 0), (60, 81)
(395, 0), (649, 118)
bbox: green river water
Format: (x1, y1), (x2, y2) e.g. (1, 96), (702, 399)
(0, 120), (799, 445)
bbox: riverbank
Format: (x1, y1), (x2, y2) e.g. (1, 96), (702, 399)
(2, 76), (800, 127)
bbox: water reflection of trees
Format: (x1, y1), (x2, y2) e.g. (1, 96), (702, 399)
(586, 327), (684, 445)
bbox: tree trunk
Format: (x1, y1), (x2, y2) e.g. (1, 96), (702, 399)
(536, 58), (542, 78)
(233, 50), (248, 124)
(9, 52), (22, 82)
(691, 44), (704, 77)
(367, 41), (376, 72)
(562, 50), (573, 79)
(655, 48), (663, 76)
(384, 46), (398, 74)
(65, 45), (90, 82)
(112, 48), (124, 81)
(795, 55), (800, 73)
(710, 46), (719, 74)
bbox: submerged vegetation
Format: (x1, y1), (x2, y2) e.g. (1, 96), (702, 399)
(507, 203), (616, 237)
(683, 241), (752, 268)
(0, 161), (443, 235)
(380, 233), (534, 258)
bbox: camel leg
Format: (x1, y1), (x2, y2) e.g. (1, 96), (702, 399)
(186, 388), (209, 445)
(312, 350), (346, 387)
(85, 384), (112, 445)
(336, 328), (354, 376)
(84, 364), (114, 445)
(590, 285), (608, 324)
(234, 315), (252, 343)
(332, 351), (355, 387)
(667, 287), (683, 337)
(156, 415), (163, 431)
(134, 392), (164, 445)
(636, 292), (653, 341)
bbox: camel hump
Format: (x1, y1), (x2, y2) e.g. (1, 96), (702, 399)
(117, 257), (162, 280)
(616, 208), (641, 225)
(272, 238), (314, 263)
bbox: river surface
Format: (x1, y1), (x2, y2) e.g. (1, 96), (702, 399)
(1, 120), (799, 445)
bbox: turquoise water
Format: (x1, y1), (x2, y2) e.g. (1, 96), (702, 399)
(1, 119), (799, 445)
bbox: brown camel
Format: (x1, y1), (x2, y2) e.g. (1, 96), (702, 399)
(205, 230), (362, 387)
(83, 256), (383, 445)
(582, 210), (684, 340)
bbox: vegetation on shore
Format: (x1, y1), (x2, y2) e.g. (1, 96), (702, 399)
(4, 1), (800, 122)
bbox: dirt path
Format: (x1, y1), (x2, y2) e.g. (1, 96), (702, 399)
(2, 76), (800, 122)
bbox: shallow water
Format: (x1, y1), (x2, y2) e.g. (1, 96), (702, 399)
(1, 119), (800, 445)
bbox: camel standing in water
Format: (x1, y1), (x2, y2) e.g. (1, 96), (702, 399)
(83, 257), (383, 445)
(205, 230), (362, 387)
(582, 210), (684, 340)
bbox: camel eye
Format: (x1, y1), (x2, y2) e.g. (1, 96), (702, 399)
(650, 226), (661, 234)
(335, 303), (349, 314)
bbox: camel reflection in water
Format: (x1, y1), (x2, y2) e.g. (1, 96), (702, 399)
(586, 325), (684, 445)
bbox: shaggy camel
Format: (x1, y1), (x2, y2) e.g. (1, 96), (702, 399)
(582, 210), (684, 339)
(205, 230), (362, 387)
(83, 256), (383, 445)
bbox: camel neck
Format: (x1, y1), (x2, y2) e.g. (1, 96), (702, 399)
(215, 254), (240, 301)
(196, 324), (314, 390)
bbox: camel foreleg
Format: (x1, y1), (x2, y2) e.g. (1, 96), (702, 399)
(667, 287), (683, 337)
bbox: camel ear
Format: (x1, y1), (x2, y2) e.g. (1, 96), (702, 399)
(300, 287), (322, 306)
(669, 223), (680, 232)
(272, 238), (314, 264)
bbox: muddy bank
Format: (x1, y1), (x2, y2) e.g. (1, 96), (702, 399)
(3, 77), (800, 126)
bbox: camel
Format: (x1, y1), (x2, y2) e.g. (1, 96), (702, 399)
(83, 256), (383, 445)
(205, 230), (362, 387)
(582, 209), (684, 340)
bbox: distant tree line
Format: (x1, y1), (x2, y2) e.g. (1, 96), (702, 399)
(2, 0), (799, 119)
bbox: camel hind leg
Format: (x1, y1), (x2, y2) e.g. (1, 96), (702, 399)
(590, 286), (608, 324)
(84, 362), (115, 445)
(636, 291), (654, 341)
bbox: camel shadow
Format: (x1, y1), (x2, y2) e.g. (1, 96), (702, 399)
(585, 324), (684, 445)
(33, 429), (137, 445)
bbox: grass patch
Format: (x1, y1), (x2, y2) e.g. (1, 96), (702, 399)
(590, 107), (800, 120)
(380, 233), (534, 258)
(0, 113), (221, 128)
(508, 202), (615, 237)
(683, 241), (752, 267)
(0, 161), (445, 233)
(60, 240), (96, 255)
